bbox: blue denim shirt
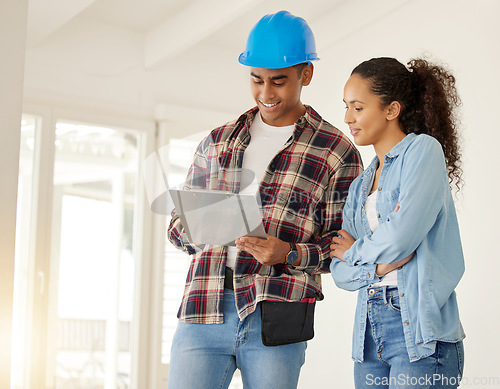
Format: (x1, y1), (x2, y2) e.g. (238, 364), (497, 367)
(330, 133), (465, 362)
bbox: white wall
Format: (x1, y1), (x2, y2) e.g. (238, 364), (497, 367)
(299, 0), (500, 388)
(0, 0), (28, 387)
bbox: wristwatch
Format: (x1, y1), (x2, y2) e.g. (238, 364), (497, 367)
(285, 242), (299, 265)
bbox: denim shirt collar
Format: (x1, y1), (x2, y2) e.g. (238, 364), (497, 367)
(387, 132), (416, 158)
(366, 133), (417, 172)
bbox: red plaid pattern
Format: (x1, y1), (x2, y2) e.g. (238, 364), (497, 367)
(168, 106), (362, 323)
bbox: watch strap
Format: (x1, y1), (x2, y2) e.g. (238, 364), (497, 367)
(285, 242), (298, 264)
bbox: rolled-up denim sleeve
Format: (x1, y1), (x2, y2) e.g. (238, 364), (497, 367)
(330, 259), (379, 291)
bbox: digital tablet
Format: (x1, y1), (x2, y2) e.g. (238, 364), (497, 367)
(169, 188), (267, 246)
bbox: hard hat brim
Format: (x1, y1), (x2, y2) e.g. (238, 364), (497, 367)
(238, 52), (319, 69)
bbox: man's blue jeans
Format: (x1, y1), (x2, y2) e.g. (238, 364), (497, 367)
(354, 286), (464, 389)
(167, 289), (307, 389)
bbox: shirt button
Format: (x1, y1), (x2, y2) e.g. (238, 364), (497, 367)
(404, 321), (409, 326)
(378, 187), (382, 191)
(377, 214), (381, 218)
(400, 293), (405, 297)
(366, 273), (371, 278)
(385, 156), (390, 162)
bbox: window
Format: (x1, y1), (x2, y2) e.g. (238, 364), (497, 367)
(49, 121), (141, 388)
(12, 108), (155, 389)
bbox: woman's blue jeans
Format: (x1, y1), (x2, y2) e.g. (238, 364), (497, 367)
(167, 289), (307, 389)
(354, 286), (464, 389)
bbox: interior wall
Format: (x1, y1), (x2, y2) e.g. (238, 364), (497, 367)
(0, 0), (28, 387)
(299, 0), (500, 387)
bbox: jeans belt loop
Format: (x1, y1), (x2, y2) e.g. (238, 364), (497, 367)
(382, 286), (389, 305)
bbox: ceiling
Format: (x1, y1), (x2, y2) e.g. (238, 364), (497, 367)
(23, 0), (413, 126)
(23, 0), (352, 119)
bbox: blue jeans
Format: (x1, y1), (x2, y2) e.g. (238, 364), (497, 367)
(167, 289), (307, 389)
(354, 287), (464, 389)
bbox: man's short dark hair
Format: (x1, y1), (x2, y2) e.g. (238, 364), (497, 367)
(295, 63), (308, 78)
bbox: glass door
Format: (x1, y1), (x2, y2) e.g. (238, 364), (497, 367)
(47, 121), (142, 389)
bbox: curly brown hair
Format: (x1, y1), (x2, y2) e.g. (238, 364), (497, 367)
(351, 57), (463, 190)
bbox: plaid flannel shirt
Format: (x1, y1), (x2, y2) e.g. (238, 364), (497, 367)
(168, 106), (362, 323)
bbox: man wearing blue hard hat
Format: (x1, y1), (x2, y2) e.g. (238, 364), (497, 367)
(167, 10), (362, 388)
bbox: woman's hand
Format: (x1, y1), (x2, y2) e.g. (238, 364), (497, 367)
(330, 230), (355, 261)
(375, 253), (414, 276)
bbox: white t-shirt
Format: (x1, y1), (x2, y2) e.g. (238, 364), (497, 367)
(226, 113), (295, 268)
(365, 190), (398, 287)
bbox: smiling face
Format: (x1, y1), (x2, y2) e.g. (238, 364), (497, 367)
(343, 74), (397, 149)
(250, 64), (313, 127)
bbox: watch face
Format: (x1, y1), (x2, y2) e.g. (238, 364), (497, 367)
(287, 250), (299, 264)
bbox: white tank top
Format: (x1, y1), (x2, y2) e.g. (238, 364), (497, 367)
(365, 190), (398, 287)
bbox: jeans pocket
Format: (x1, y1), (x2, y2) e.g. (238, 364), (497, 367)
(387, 295), (401, 312)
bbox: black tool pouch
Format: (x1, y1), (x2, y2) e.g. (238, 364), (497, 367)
(260, 300), (315, 346)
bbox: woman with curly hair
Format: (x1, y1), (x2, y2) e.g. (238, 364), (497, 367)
(330, 57), (465, 389)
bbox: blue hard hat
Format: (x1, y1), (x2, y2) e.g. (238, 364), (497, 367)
(238, 10), (319, 69)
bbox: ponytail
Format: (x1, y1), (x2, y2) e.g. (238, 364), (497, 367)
(408, 59), (462, 190)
